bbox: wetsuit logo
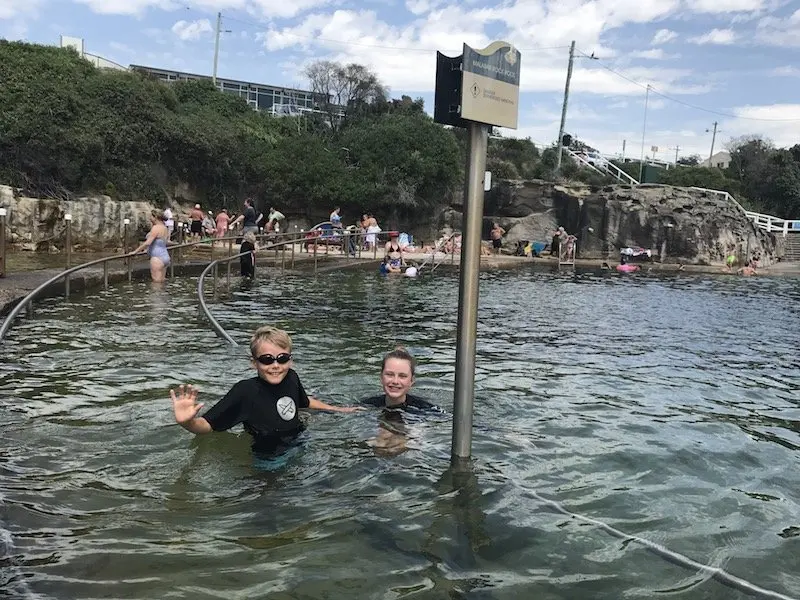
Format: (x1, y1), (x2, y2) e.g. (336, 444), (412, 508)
(276, 396), (297, 421)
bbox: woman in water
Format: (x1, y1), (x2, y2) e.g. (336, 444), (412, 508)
(384, 231), (405, 270)
(134, 209), (171, 283)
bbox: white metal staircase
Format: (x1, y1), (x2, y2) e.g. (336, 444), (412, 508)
(564, 148), (639, 185)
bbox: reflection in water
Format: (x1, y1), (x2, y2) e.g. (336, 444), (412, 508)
(368, 411), (411, 457)
(0, 271), (799, 599)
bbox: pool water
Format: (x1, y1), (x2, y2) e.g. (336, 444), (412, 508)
(1, 269), (799, 599)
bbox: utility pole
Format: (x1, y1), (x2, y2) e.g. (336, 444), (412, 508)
(555, 40), (576, 173)
(672, 145), (680, 165)
(622, 139), (626, 162)
(638, 84), (651, 183)
(212, 12), (222, 86)
(708, 121), (718, 164)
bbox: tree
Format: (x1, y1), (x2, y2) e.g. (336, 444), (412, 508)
(488, 137), (540, 179)
(304, 60), (388, 132)
(657, 166), (739, 195)
(677, 155), (701, 166)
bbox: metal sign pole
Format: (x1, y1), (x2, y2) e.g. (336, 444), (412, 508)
(451, 122), (489, 460)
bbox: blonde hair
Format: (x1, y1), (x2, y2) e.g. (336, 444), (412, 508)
(243, 232), (257, 245)
(250, 326), (292, 357)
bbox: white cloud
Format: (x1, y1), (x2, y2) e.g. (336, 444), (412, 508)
(405, 0), (445, 15)
(769, 65), (800, 77)
(724, 104), (800, 149)
(73, 0), (331, 19)
(688, 0), (767, 13)
(651, 28), (678, 44)
(629, 48), (679, 59)
(262, 6), (707, 97)
(73, 0), (174, 16)
(0, 0), (43, 19)
(171, 18), (213, 41)
(650, 29), (678, 46)
(756, 9), (800, 47)
(689, 28), (737, 45)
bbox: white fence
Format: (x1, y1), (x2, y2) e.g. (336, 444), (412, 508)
(687, 187), (799, 236)
(744, 212), (800, 236)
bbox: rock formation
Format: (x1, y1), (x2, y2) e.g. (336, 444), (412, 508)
(0, 185), (174, 251)
(445, 180), (777, 264)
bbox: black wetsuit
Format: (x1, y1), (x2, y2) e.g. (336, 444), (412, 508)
(202, 370), (310, 453)
(240, 240), (255, 278)
(361, 394), (439, 412)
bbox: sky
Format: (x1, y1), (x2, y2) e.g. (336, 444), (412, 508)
(3, 0), (800, 162)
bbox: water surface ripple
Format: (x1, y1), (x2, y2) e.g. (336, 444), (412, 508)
(1, 269), (799, 599)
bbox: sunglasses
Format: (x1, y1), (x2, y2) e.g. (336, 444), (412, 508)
(254, 353), (292, 366)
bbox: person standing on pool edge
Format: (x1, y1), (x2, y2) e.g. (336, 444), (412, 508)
(170, 326), (361, 454)
(361, 348), (439, 411)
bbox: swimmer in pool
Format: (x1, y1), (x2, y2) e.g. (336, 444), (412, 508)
(134, 209), (172, 283)
(170, 326), (363, 455)
(361, 348), (439, 411)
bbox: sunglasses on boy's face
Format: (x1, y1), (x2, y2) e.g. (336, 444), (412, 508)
(254, 353), (292, 366)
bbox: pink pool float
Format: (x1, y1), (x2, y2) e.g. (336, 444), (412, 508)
(616, 263), (640, 273)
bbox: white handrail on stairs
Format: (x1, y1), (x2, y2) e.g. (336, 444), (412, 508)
(564, 148), (640, 185)
(687, 187), (800, 237)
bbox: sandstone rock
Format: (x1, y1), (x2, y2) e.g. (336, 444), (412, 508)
(446, 180), (777, 264)
(0, 185), (190, 251)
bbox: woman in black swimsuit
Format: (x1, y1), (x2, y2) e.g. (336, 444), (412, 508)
(385, 232), (404, 269)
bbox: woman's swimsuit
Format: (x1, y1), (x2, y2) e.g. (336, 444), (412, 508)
(148, 237), (171, 266)
(387, 242), (402, 268)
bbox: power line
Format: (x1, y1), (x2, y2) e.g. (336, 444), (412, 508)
(575, 48), (800, 122)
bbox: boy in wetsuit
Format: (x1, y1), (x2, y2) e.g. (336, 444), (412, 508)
(170, 326), (360, 454)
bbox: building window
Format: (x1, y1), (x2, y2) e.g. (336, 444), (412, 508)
(257, 93), (273, 110)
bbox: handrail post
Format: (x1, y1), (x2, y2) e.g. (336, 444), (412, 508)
(64, 213), (72, 299)
(313, 240), (318, 273)
(281, 245), (286, 272)
(123, 219), (129, 270)
(226, 260), (231, 289)
(784, 221), (789, 237)
(103, 261), (109, 289)
(291, 241), (295, 269)
(0, 208), (7, 278)
(373, 237), (378, 260)
(213, 263), (218, 299)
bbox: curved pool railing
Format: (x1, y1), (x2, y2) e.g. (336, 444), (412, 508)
(0, 236), (242, 344)
(196, 230), (402, 344)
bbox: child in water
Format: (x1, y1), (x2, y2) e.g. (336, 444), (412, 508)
(240, 232), (256, 278)
(170, 326), (361, 455)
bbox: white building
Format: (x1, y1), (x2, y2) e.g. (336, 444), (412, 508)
(59, 35), (127, 71)
(701, 151), (731, 169)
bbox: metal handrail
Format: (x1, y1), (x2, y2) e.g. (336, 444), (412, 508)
(0, 237), (237, 343)
(421, 231), (462, 273)
(196, 233), (322, 345)
(197, 252), (245, 346)
(196, 231), (399, 344)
